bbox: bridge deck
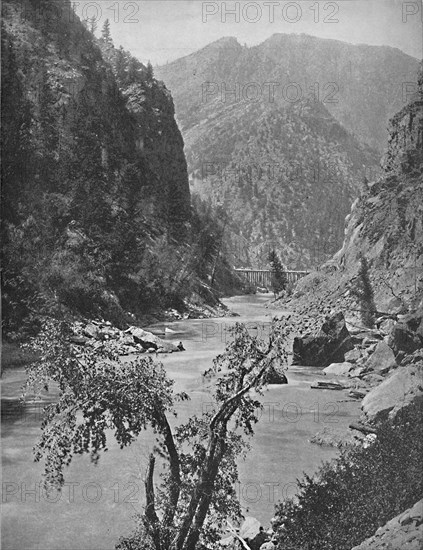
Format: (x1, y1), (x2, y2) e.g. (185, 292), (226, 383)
(234, 268), (309, 286)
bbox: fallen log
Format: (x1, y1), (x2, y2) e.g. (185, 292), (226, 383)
(349, 422), (377, 435)
(310, 381), (345, 390)
(349, 389), (367, 399)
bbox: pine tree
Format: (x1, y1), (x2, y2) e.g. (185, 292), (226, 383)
(146, 60), (154, 80)
(114, 46), (127, 85)
(268, 249), (287, 295)
(351, 255), (376, 328)
(126, 57), (140, 84)
(1, 31), (33, 224)
(88, 16), (97, 35)
(101, 19), (112, 45)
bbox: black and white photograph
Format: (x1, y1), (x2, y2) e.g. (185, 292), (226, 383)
(1, 1), (422, 549)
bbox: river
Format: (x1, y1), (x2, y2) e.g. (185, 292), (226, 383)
(1, 294), (361, 549)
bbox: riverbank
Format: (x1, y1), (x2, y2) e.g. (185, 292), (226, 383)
(1, 294), (362, 549)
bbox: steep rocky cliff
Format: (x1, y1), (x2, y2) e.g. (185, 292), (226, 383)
(288, 64), (423, 317)
(1, 0), (220, 331)
(333, 65), (423, 311)
(2, 0), (191, 234)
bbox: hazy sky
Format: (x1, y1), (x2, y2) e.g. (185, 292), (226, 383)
(75, 0), (422, 65)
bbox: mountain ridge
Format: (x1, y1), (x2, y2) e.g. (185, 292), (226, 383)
(157, 33), (419, 151)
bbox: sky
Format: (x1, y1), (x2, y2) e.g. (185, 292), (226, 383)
(74, 0), (423, 65)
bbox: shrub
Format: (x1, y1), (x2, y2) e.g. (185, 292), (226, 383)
(273, 400), (423, 550)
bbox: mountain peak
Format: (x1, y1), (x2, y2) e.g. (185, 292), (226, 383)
(213, 36), (240, 45)
(205, 36), (242, 50)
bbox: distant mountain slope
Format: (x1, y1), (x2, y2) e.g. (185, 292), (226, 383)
(156, 34), (419, 269)
(188, 98), (380, 269)
(157, 34), (419, 153)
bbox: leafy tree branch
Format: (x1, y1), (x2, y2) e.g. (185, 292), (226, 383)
(24, 319), (292, 550)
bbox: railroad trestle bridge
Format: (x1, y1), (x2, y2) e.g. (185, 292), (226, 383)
(234, 268), (309, 288)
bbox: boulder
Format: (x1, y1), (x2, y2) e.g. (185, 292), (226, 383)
(323, 362), (354, 376)
(127, 327), (162, 348)
(217, 536), (236, 548)
(361, 364), (423, 424)
(361, 337), (380, 347)
(344, 348), (364, 363)
(120, 334), (136, 346)
(239, 517), (262, 541)
(361, 373), (385, 386)
(156, 343), (179, 353)
(388, 323), (423, 355)
(352, 330), (383, 345)
(265, 366), (288, 384)
(126, 327), (179, 353)
(292, 312), (354, 367)
(83, 323), (99, 339)
(351, 500), (423, 550)
(310, 426), (359, 448)
(349, 366), (366, 378)
(379, 318), (396, 335)
(401, 309), (423, 332)
(364, 341), (397, 375)
(98, 325), (120, 339)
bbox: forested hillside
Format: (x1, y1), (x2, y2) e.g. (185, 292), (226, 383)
(1, 0), (242, 336)
(156, 35), (419, 269)
(188, 99), (379, 269)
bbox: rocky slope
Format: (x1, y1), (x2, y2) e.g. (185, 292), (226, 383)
(156, 35), (419, 268)
(280, 63), (423, 320)
(351, 500), (423, 550)
(273, 65), (423, 468)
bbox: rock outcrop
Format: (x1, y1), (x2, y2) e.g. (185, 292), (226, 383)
(265, 366), (288, 385)
(125, 326), (179, 353)
(323, 361), (354, 376)
(361, 363), (423, 424)
(351, 500), (423, 550)
(292, 312), (353, 367)
(364, 341), (397, 375)
(71, 320), (184, 354)
(389, 310), (423, 355)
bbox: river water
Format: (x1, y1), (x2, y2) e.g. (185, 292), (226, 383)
(1, 294), (361, 549)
